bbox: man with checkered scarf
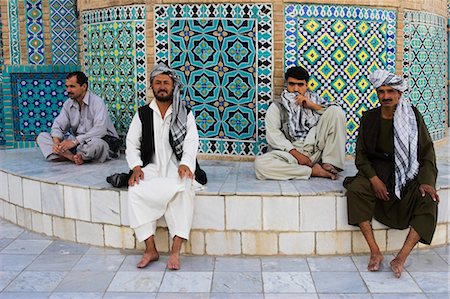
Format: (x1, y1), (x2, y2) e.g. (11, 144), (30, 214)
(344, 69), (439, 278)
(126, 63), (202, 270)
(255, 66), (346, 180)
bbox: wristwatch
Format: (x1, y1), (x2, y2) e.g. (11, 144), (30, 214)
(72, 139), (78, 145)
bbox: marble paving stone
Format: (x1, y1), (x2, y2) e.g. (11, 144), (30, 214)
(307, 256), (357, 272)
(0, 292), (51, 299)
(311, 271), (368, 293)
(210, 293), (264, 299)
(409, 272), (450, 293)
(0, 239), (14, 250)
(261, 257), (309, 272)
(0, 223), (24, 238)
(212, 272), (262, 293)
(41, 183), (64, 217)
(264, 295), (318, 299)
(2, 239), (51, 255)
(178, 256), (214, 272)
(55, 271), (115, 292)
(103, 293), (156, 299)
(360, 271), (422, 293)
(214, 257), (261, 272)
(422, 294), (450, 299)
(42, 240), (90, 255)
(158, 294), (210, 299)
(107, 271), (164, 292)
(16, 231), (52, 240)
(48, 292), (103, 299)
(71, 254), (125, 272)
(5, 271), (66, 292)
(26, 254), (81, 271)
(0, 271), (19, 291)
(403, 253), (450, 272)
(84, 247), (123, 255)
(160, 272), (213, 292)
(371, 294), (427, 299)
(351, 255), (393, 272)
(0, 254), (36, 271)
(119, 255), (168, 272)
(319, 295), (372, 299)
(263, 272), (315, 293)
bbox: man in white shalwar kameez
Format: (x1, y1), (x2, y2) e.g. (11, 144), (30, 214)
(126, 64), (199, 270)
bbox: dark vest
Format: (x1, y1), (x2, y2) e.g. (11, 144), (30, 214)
(137, 105), (207, 185)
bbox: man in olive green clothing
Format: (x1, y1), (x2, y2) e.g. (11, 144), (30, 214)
(345, 69), (439, 278)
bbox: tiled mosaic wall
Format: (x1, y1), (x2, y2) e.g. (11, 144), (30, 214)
(285, 4), (397, 155)
(0, 9), (4, 146)
(7, 0), (21, 65)
(1, 0), (79, 148)
(25, 0), (46, 65)
(403, 11), (448, 140)
(155, 4), (273, 156)
(2, 65), (80, 148)
(81, 5), (147, 138)
(49, 0), (79, 65)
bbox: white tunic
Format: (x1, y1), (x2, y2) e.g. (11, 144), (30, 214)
(126, 100), (199, 241)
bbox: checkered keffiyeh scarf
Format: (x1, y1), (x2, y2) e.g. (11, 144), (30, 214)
(150, 63), (187, 160)
(281, 89), (330, 140)
(369, 69), (419, 198)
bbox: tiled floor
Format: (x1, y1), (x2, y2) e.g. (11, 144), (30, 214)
(0, 219), (448, 298)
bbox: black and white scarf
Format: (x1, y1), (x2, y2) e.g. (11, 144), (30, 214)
(150, 63), (187, 160)
(369, 69), (419, 198)
(280, 89), (330, 140)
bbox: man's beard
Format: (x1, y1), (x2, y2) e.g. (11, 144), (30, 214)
(153, 89), (173, 102)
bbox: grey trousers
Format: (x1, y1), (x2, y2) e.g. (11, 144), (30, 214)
(255, 105), (346, 180)
(36, 132), (111, 163)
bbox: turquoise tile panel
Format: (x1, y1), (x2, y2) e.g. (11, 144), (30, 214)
(155, 4), (273, 156)
(81, 5), (147, 138)
(403, 10), (447, 140)
(49, 0), (79, 65)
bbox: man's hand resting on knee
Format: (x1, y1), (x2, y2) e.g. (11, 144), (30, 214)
(129, 166), (144, 186)
(289, 149), (313, 167)
(178, 164), (193, 179)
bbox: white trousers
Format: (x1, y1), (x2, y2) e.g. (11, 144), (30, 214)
(255, 105), (346, 180)
(128, 166), (195, 242)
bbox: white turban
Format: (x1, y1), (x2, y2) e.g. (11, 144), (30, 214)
(368, 69), (407, 92)
(369, 69), (419, 198)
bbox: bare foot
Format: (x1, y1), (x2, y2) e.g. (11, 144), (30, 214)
(311, 164), (336, 180)
(137, 251), (159, 268)
(73, 154), (84, 165)
(322, 163), (338, 174)
(390, 256), (405, 278)
(167, 251), (180, 270)
(368, 253), (384, 271)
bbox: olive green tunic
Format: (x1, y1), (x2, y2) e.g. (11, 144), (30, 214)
(345, 109), (438, 244)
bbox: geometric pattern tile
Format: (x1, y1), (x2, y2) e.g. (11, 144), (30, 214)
(49, 0), (79, 65)
(10, 73), (67, 142)
(403, 10), (448, 141)
(82, 5), (147, 138)
(155, 4), (273, 156)
(7, 0), (21, 65)
(25, 0), (45, 65)
(1, 65), (80, 149)
(0, 8), (4, 146)
(285, 4), (397, 155)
